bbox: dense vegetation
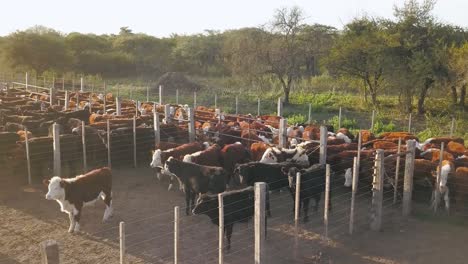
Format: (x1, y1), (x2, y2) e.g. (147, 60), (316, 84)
(0, 0), (466, 117)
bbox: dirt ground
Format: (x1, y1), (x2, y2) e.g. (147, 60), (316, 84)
(1, 167), (467, 264)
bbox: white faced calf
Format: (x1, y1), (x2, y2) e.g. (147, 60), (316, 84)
(45, 167), (113, 233)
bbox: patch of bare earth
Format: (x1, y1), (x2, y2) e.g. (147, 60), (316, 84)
(1, 167), (467, 264)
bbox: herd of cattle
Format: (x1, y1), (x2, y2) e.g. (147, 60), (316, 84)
(1, 85), (467, 250)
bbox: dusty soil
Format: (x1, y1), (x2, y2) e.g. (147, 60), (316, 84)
(1, 167), (467, 264)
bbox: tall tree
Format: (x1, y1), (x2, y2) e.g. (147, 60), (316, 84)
(266, 6), (306, 103)
(2, 26), (71, 73)
(325, 18), (388, 106)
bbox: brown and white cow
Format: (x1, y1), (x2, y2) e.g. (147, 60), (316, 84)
(44, 167), (113, 233)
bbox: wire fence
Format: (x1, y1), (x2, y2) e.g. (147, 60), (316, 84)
(1, 78), (467, 264)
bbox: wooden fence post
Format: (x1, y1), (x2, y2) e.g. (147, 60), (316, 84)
(72, 78), (75, 91)
(107, 120), (111, 169)
(81, 121), (87, 173)
(257, 98), (261, 117)
(349, 157), (358, 235)
(62, 77), (65, 91)
(433, 142), (445, 213)
(159, 85), (163, 105)
(40, 240), (60, 264)
(215, 94), (217, 109)
(25, 127), (32, 185)
(408, 114), (412, 133)
(133, 116), (137, 168)
(164, 104), (171, 124)
(146, 86), (149, 102)
(120, 221), (125, 264)
(338, 107), (342, 129)
(277, 97), (282, 117)
(25, 72), (29, 91)
(279, 118), (288, 148)
(324, 164), (330, 238)
(75, 91), (79, 111)
(370, 149), (384, 231)
(176, 89), (179, 105)
(49, 87), (55, 106)
(403, 139), (416, 216)
(450, 118), (455, 137)
(255, 182), (266, 264)
(319, 126), (328, 165)
(371, 110), (376, 133)
(308, 104), (312, 124)
(80, 77), (84, 92)
(294, 172), (301, 222)
(52, 123), (61, 176)
(218, 193), (224, 264)
(173, 206), (180, 264)
(193, 92), (197, 109)
(64, 91), (69, 110)
(393, 138), (402, 204)
(116, 97), (121, 116)
(235, 96), (239, 115)
(52, 75), (55, 90)
(153, 104), (160, 146)
(188, 107), (195, 143)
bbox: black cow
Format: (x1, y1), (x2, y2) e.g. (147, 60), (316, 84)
(163, 157), (226, 215)
(234, 161), (305, 216)
(286, 164), (331, 222)
(192, 186), (267, 251)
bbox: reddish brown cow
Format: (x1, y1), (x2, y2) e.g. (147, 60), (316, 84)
(221, 142), (251, 185)
(453, 167), (468, 210)
(250, 142), (269, 161)
(183, 144), (222, 167)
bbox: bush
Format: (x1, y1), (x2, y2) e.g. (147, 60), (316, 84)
(287, 114), (307, 125)
(328, 115), (358, 130)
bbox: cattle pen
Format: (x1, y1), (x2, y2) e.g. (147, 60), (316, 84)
(0, 75), (467, 264)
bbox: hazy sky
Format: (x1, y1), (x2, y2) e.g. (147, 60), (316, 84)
(1, 0), (467, 37)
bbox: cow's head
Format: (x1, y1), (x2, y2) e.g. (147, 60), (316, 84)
(285, 167), (300, 189)
(150, 149), (163, 169)
(260, 148), (278, 164)
(235, 164), (255, 186)
(291, 147), (310, 166)
(45, 176), (65, 201)
(192, 194), (215, 215)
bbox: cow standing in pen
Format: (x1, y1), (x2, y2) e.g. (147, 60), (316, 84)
(44, 167), (113, 233)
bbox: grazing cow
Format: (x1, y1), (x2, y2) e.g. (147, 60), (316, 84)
(193, 186), (266, 250)
(235, 162), (305, 216)
(260, 146), (309, 166)
(150, 142), (204, 180)
(162, 157), (226, 215)
(44, 167), (113, 233)
(286, 164), (330, 222)
(183, 144), (222, 167)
